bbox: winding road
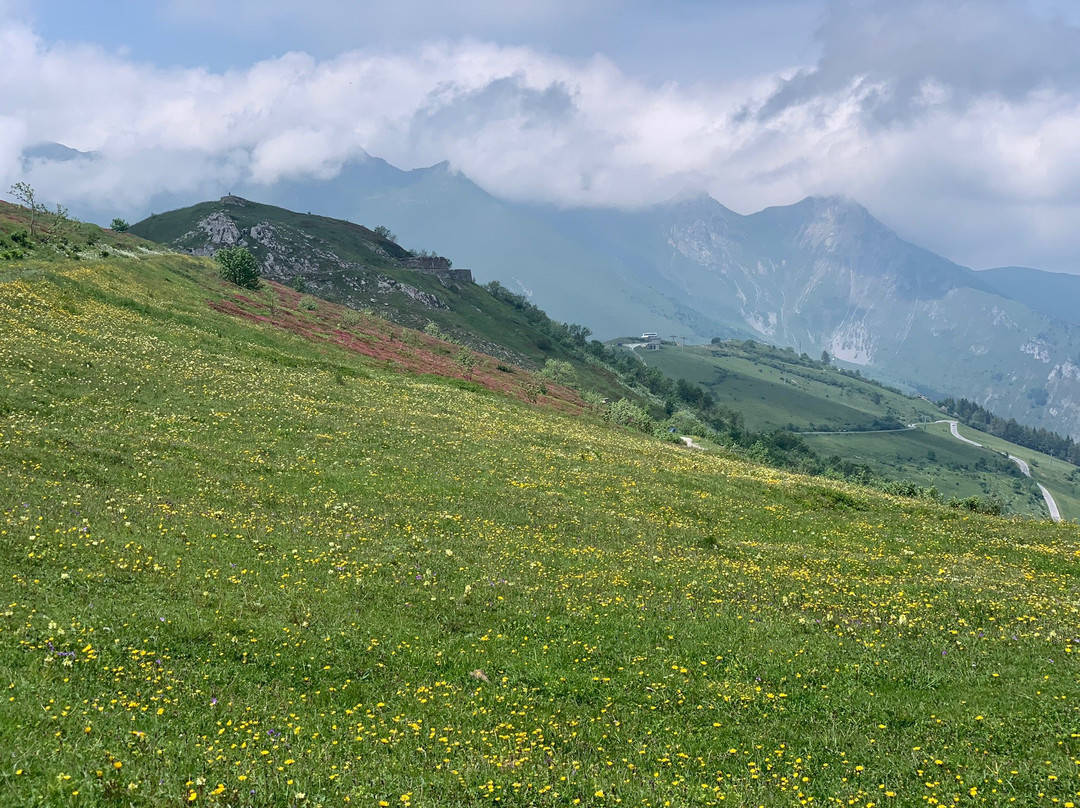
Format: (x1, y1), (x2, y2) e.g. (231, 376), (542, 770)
(798, 418), (1063, 521)
(940, 420), (1062, 522)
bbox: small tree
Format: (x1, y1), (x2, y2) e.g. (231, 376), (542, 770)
(265, 285), (279, 316)
(604, 399), (654, 433)
(820, 350), (831, 365)
(8, 182), (42, 237)
(50, 204), (76, 244)
(111, 218), (130, 232)
(215, 246), (261, 289)
(372, 225), (397, 243)
(455, 347), (477, 380)
(424, 321), (448, 341)
(540, 358), (576, 386)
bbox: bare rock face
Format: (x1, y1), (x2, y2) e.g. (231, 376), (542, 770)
(377, 277), (448, 309)
(194, 212), (245, 252)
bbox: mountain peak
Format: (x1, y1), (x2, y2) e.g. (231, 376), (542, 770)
(21, 141), (96, 164)
(797, 194), (870, 216)
(411, 159), (453, 176)
(661, 190), (739, 220)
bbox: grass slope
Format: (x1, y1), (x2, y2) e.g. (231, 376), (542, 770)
(802, 428), (1047, 516)
(638, 342), (941, 432)
(921, 421), (1080, 522)
(129, 198), (630, 402)
(639, 341), (1074, 519)
(0, 200), (157, 260)
(2, 254), (1080, 807)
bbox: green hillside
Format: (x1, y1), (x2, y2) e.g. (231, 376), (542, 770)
(3, 238), (1080, 806)
(129, 196), (630, 401)
(633, 340), (1073, 519)
(920, 420), (1080, 523)
(637, 340), (940, 432)
(802, 428), (1043, 511)
(1, 199), (156, 260)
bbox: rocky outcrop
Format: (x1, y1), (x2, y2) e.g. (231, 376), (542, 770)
(182, 212), (245, 256)
(403, 255), (474, 284)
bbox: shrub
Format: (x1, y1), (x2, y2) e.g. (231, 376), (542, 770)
(215, 247), (261, 290)
(455, 347), (477, 379)
(664, 408), (712, 438)
(372, 225), (397, 243)
(653, 426), (683, 443)
(581, 390), (607, 411)
(604, 399), (654, 433)
(424, 321), (448, 341)
(540, 358), (576, 386)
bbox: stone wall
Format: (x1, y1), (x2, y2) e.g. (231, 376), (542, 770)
(403, 256), (473, 284)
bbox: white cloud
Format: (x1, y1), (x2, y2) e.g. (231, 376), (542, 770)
(3, 2), (1080, 271)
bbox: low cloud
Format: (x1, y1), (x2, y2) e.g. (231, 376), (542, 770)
(3, 1), (1080, 271)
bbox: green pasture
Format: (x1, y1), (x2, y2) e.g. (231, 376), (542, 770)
(638, 344), (941, 432)
(921, 421), (1080, 523)
(1, 255), (1079, 807)
(802, 428), (1049, 517)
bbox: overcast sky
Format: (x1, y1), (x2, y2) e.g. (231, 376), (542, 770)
(3, 0), (1080, 272)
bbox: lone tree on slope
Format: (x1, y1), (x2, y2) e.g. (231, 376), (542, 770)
(8, 182), (42, 237)
(215, 246), (261, 290)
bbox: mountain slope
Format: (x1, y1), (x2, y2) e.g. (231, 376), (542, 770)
(128, 195), (632, 400)
(283, 160), (729, 341)
(634, 339), (1080, 519)
(323, 168), (1080, 438)
(129, 153), (1080, 438)
(978, 265), (1080, 327)
(4, 241), (1080, 806)
(557, 194), (1080, 439)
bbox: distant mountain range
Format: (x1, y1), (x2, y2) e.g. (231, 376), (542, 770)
(66, 142), (1080, 438)
(977, 266), (1080, 327)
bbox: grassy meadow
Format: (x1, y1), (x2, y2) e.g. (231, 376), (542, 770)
(801, 429), (1050, 519)
(637, 343), (941, 433)
(920, 422), (1080, 524)
(638, 342), (1078, 521)
(2, 254), (1080, 807)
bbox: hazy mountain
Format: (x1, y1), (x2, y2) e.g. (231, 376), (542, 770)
(978, 266), (1080, 327)
(246, 156), (729, 342)
(117, 150), (1080, 438)
(20, 141), (96, 165)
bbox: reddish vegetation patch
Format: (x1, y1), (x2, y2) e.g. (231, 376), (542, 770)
(0, 200), (30, 226)
(208, 283), (585, 413)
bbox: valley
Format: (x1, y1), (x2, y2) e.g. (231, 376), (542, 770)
(217, 154), (1080, 440)
(633, 339), (1078, 520)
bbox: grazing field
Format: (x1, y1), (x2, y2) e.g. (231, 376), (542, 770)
(801, 428), (1050, 518)
(635, 342), (1079, 520)
(921, 422), (1080, 524)
(2, 256), (1080, 807)
(636, 344), (941, 433)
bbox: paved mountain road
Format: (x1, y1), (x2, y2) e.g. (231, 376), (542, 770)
(799, 418), (1063, 521)
(938, 420), (1062, 522)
